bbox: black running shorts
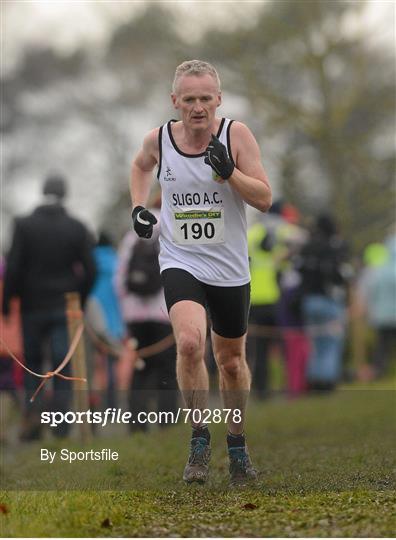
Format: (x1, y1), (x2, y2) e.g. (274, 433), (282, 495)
(161, 268), (250, 339)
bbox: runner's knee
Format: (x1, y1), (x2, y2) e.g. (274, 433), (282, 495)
(218, 354), (243, 379)
(177, 331), (204, 360)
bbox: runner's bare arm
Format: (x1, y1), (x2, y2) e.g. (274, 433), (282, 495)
(228, 122), (272, 212)
(130, 128), (160, 208)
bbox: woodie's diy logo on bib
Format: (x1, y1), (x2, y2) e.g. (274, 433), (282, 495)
(172, 208), (225, 245)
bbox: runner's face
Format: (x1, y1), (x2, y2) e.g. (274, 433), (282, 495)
(172, 74), (221, 131)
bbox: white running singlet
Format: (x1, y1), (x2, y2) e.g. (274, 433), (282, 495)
(157, 118), (250, 287)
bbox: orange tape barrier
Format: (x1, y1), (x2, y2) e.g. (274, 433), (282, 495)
(1, 315), (347, 403)
(84, 321), (175, 360)
(0, 323), (86, 402)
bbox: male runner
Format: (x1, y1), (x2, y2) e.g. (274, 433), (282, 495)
(130, 60), (272, 484)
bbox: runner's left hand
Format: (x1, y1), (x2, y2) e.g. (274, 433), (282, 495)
(204, 134), (234, 180)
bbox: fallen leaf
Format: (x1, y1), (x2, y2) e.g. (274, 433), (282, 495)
(243, 503), (258, 510)
(0, 504), (8, 515)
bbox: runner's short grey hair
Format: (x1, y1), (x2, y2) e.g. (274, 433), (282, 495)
(172, 60), (221, 93)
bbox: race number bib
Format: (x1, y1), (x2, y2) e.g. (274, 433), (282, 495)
(172, 208), (224, 245)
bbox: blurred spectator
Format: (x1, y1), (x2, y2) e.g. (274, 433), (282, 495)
(115, 209), (178, 432)
(0, 256), (23, 444)
(87, 232), (124, 408)
(357, 242), (390, 300)
(353, 241), (390, 378)
(247, 222), (281, 399)
(1, 174), (96, 440)
(276, 212), (310, 397)
(270, 205), (310, 397)
(278, 268), (310, 397)
(297, 213), (350, 391)
(363, 234), (396, 377)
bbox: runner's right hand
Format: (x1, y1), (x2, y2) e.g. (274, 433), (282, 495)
(132, 206), (158, 238)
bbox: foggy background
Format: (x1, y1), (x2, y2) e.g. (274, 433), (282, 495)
(1, 0), (395, 252)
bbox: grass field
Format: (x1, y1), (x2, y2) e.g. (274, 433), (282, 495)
(1, 384), (395, 537)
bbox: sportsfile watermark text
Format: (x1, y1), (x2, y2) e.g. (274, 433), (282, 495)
(41, 408), (242, 428)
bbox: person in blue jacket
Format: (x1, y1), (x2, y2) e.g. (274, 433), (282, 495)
(89, 232), (124, 408)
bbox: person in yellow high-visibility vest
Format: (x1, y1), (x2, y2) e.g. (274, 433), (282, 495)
(247, 222), (281, 399)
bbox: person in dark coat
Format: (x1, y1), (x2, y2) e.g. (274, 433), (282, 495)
(297, 214), (350, 391)
(2, 174), (96, 440)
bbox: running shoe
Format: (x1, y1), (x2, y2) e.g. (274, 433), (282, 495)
(183, 436), (211, 484)
(228, 446), (258, 485)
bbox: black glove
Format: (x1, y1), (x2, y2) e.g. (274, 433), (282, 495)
(131, 206), (158, 239)
(204, 134), (234, 180)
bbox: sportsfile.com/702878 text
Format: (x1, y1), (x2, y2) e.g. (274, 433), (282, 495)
(40, 408), (242, 428)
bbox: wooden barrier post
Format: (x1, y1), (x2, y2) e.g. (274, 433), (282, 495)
(349, 284), (366, 379)
(65, 292), (92, 442)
